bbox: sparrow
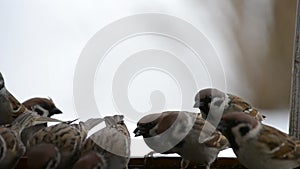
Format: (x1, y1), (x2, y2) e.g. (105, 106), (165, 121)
(27, 118), (104, 169)
(23, 97), (63, 117)
(21, 97), (63, 145)
(0, 73), (64, 127)
(72, 151), (107, 169)
(0, 72), (28, 125)
(134, 111), (228, 169)
(0, 112), (63, 169)
(217, 112), (300, 169)
(82, 115), (131, 169)
(0, 127), (25, 169)
(27, 122), (86, 169)
(193, 88), (265, 122)
(26, 143), (61, 169)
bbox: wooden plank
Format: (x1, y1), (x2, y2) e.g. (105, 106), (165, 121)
(290, 0), (300, 138)
(129, 157), (245, 169)
(16, 157), (246, 169)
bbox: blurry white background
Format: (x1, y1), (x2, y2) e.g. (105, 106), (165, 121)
(0, 0), (297, 157)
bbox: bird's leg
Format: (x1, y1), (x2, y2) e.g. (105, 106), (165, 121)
(180, 159), (190, 169)
(205, 164), (210, 169)
(144, 150), (157, 158)
(143, 151), (158, 166)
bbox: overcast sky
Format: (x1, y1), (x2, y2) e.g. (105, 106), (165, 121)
(0, 0), (290, 157)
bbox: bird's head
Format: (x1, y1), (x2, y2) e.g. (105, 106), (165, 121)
(217, 112), (260, 150)
(23, 97), (63, 117)
(194, 88), (228, 119)
(133, 113), (162, 138)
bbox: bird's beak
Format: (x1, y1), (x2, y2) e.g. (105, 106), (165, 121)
(51, 108), (63, 115)
(193, 101), (203, 108)
(133, 127), (142, 137)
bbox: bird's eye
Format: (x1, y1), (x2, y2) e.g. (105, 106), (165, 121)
(35, 108), (44, 116)
(148, 122), (153, 127)
(146, 121), (155, 128)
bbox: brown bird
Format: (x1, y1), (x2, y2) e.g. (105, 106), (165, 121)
(0, 127), (25, 169)
(21, 97), (63, 145)
(26, 143), (61, 169)
(0, 72), (27, 125)
(27, 122), (85, 169)
(0, 112), (63, 169)
(82, 115), (131, 169)
(218, 112), (300, 169)
(193, 88), (265, 122)
(73, 151), (106, 169)
(27, 118), (104, 169)
(134, 111), (228, 169)
(0, 73), (64, 126)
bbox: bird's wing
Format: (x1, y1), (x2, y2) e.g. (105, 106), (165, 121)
(258, 125), (300, 160)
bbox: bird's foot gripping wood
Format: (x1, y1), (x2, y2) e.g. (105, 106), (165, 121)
(143, 151), (159, 166)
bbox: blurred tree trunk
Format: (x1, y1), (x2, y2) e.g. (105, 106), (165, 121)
(231, 0), (297, 109)
(289, 0), (300, 138)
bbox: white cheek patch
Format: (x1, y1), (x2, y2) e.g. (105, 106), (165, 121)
(206, 97), (226, 126)
(232, 124), (246, 145)
(210, 95), (230, 116)
(32, 105), (50, 117)
(245, 123), (261, 139)
(231, 123), (261, 146)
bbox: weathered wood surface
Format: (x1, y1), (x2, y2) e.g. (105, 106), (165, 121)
(129, 157), (245, 169)
(16, 157), (245, 169)
(290, 0), (300, 139)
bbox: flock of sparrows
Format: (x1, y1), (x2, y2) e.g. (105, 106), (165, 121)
(134, 88), (300, 169)
(133, 88), (260, 169)
(0, 71), (298, 169)
(0, 72), (130, 169)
